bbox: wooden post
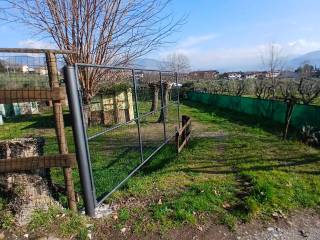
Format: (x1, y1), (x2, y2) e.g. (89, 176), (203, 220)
(182, 115), (188, 143)
(46, 51), (77, 211)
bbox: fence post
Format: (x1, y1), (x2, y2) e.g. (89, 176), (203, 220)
(175, 72), (181, 128)
(63, 65), (96, 217)
(132, 70), (144, 163)
(159, 72), (167, 140)
(45, 51), (77, 211)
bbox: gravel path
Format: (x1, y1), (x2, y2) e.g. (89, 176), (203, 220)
(163, 209), (320, 240)
(234, 210), (320, 240)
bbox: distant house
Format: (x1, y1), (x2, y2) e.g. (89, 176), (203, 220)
(21, 65), (29, 73)
(189, 70), (219, 80)
(35, 67), (48, 75)
(280, 71), (298, 79)
(227, 72), (242, 80)
(244, 72), (257, 79)
(21, 65), (36, 74)
(266, 71), (280, 78)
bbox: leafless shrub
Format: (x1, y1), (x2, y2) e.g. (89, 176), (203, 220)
(164, 53), (190, 73)
(278, 78), (299, 139)
(228, 79), (247, 96)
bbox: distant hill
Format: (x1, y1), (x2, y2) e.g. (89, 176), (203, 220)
(288, 51), (320, 69)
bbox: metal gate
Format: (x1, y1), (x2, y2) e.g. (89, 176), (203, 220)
(64, 64), (181, 216)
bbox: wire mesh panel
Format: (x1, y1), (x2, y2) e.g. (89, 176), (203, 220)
(0, 49), (77, 210)
(135, 70), (164, 160)
(73, 64), (181, 205)
(0, 52), (58, 152)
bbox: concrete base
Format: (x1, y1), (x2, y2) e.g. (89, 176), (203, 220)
(82, 204), (114, 218)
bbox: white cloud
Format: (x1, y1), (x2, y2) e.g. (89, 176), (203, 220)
(18, 39), (53, 49)
(288, 39), (320, 54)
(161, 39), (320, 71)
(178, 33), (218, 48)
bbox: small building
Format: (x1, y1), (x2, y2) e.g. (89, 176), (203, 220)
(35, 67), (48, 75)
(21, 65), (36, 74)
(12, 102), (39, 115)
(21, 65), (29, 73)
(279, 71), (298, 79)
(189, 70), (219, 80)
(0, 104), (5, 117)
(244, 72), (257, 79)
(227, 72), (242, 80)
(90, 89), (134, 126)
(266, 71), (280, 78)
(1, 102), (39, 117)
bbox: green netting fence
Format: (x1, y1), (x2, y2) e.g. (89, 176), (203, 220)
(187, 91), (320, 129)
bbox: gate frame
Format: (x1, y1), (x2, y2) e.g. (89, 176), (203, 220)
(64, 64), (181, 216)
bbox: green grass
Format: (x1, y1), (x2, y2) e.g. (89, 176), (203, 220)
(108, 100), (320, 233)
(1, 99), (320, 236)
(28, 207), (89, 239)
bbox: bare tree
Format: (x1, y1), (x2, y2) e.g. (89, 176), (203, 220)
(278, 78), (298, 139)
(258, 43), (285, 99)
(228, 79), (247, 96)
(164, 52), (190, 73)
(144, 72), (160, 112)
(3, 0), (184, 104)
(296, 64), (320, 104)
(277, 64), (320, 140)
(254, 77), (272, 99)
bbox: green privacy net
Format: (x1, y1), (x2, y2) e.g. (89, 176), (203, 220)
(187, 92), (320, 129)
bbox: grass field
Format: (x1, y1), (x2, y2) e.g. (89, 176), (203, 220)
(99, 100), (320, 235)
(0, 99), (319, 238)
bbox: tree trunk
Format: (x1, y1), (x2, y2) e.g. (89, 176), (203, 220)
(82, 94), (93, 127)
(0, 138), (60, 226)
(158, 82), (170, 123)
(283, 100), (295, 140)
(149, 83), (159, 112)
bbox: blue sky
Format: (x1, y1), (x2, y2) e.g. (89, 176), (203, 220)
(1, 0), (320, 70)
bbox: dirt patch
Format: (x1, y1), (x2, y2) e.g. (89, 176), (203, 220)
(235, 209), (320, 240)
(91, 209), (320, 240)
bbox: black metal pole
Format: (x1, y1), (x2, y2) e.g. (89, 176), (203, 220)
(175, 72), (181, 128)
(159, 72), (167, 140)
(132, 69), (144, 163)
(63, 65), (96, 217)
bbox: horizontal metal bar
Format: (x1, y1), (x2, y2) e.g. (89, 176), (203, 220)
(75, 63), (175, 74)
(87, 102), (178, 140)
(96, 133), (176, 206)
(88, 118), (137, 140)
(0, 48), (75, 54)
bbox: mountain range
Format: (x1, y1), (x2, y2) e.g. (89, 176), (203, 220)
(2, 50), (320, 72)
(287, 51), (320, 69)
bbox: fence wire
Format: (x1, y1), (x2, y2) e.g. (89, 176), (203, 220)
(0, 51), (77, 208)
(74, 64), (181, 204)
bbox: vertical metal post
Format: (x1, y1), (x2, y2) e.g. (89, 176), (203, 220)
(132, 70), (144, 163)
(159, 72), (167, 140)
(64, 65), (96, 217)
(175, 72), (181, 128)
